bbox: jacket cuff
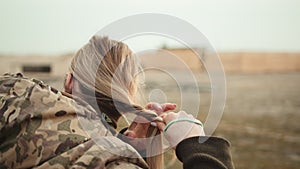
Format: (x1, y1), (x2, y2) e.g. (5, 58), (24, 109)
(176, 136), (234, 169)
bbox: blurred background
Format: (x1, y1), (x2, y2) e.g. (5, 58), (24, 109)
(0, 0), (299, 168)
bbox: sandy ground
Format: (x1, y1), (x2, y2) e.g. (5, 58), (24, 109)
(215, 73), (300, 169)
(44, 72), (300, 169)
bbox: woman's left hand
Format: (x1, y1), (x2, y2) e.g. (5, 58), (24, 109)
(145, 102), (177, 115)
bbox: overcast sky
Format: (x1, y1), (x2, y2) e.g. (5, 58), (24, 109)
(0, 0), (299, 55)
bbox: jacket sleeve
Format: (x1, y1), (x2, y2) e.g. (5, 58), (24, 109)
(0, 73), (148, 169)
(176, 136), (235, 169)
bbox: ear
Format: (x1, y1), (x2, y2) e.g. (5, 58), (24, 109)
(64, 73), (74, 94)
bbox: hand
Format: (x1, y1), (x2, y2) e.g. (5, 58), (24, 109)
(122, 102), (176, 151)
(156, 111), (205, 148)
(145, 102), (177, 115)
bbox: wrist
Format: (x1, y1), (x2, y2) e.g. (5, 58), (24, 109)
(163, 118), (203, 133)
(163, 119), (205, 148)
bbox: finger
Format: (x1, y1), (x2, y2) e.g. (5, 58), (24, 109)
(161, 103), (177, 112)
(145, 102), (153, 109)
(156, 121), (166, 132)
(153, 116), (163, 122)
(159, 112), (168, 120)
(162, 112), (179, 124)
(145, 102), (163, 113)
(150, 116), (164, 127)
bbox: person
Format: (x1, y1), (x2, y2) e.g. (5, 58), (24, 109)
(122, 103), (234, 169)
(0, 36), (234, 169)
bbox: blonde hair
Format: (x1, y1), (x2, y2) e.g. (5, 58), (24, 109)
(70, 35), (163, 169)
(146, 126), (164, 169)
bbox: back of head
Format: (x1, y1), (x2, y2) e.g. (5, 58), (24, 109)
(70, 36), (138, 102)
(70, 35), (163, 169)
(70, 35), (157, 126)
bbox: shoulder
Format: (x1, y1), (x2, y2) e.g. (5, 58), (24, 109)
(0, 73), (98, 122)
(0, 73), (134, 168)
(0, 73), (148, 169)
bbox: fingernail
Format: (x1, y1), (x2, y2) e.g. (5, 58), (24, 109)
(153, 116), (163, 122)
(150, 122), (157, 127)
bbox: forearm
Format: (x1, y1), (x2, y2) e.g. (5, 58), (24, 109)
(176, 136), (235, 169)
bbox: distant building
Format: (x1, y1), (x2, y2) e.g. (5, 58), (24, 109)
(0, 54), (73, 78)
(219, 52), (300, 72)
(139, 48), (300, 73)
(138, 48), (205, 71)
(0, 49), (300, 78)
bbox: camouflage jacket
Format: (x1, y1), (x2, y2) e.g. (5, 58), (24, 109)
(0, 73), (148, 169)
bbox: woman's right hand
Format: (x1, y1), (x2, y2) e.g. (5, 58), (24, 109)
(156, 111), (205, 148)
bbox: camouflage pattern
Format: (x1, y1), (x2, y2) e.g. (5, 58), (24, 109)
(0, 73), (148, 169)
